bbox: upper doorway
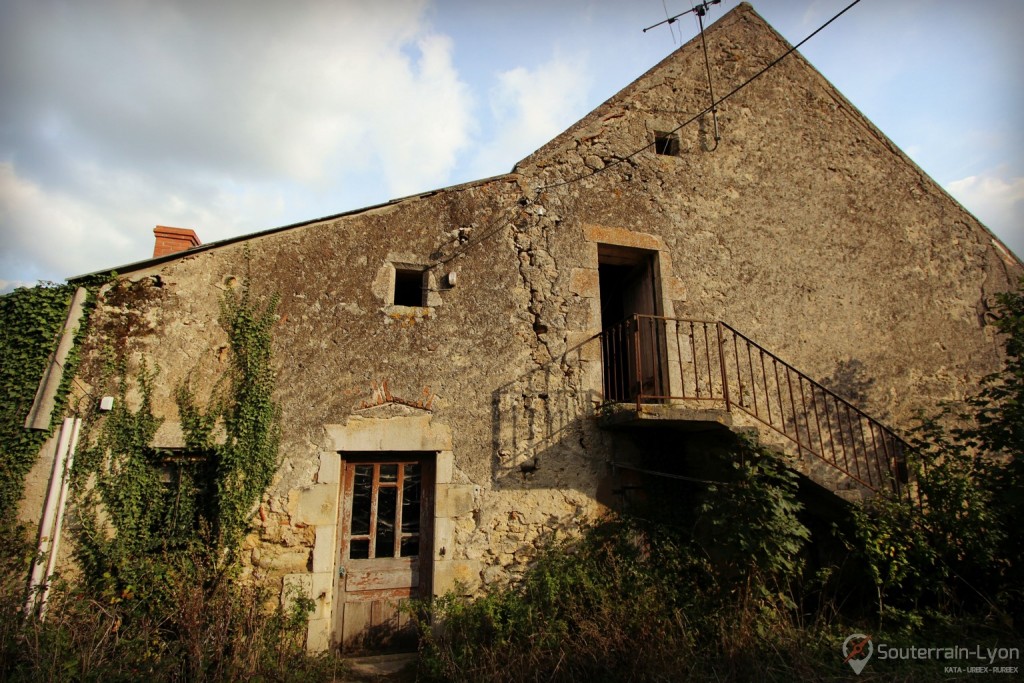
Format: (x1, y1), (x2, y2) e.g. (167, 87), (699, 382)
(597, 245), (667, 402)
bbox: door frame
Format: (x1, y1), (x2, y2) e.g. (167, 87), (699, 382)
(597, 244), (670, 402)
(570, 224), (685, 405)
(333, 453), (435, 653)
(323, 412), (456, 653)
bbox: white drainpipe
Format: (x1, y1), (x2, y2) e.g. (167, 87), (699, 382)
(26, 416), (81, 617)
(38, 417), (81, 617)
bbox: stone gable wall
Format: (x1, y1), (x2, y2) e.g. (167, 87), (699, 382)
(61, 3), (1020, 650)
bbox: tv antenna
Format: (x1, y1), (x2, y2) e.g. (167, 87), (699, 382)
(643, 0), (722, 34)
(644, 0), (723, 150)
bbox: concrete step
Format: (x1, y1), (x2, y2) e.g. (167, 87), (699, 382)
(343, 652), (417, 680)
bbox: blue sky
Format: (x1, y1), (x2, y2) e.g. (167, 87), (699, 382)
(1, 0), (1021, 291)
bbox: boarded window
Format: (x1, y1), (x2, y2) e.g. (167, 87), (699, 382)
(154, 450), (213, 546)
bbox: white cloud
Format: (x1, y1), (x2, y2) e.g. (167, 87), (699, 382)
(467, 54), (592, 178)
(0, 162), (117, 281)
(0, 160), (287, 280)
(361, 33), (475, 197)
(946, 169), (1024, 257)
(0, 0), (475, 282)
(209, 4), (473, 194)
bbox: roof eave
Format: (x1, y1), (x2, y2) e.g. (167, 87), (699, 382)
(69, 171), (516, 282)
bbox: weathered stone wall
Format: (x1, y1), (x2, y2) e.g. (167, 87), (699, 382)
(70, 173), (615, 648)
(62, 2), (1020, 650)
(517, 4), (1019, 428)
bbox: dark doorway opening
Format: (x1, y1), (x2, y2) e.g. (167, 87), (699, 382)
(597, 245), (664, 402)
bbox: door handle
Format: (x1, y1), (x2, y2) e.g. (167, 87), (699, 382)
(338, 566), (346, 577)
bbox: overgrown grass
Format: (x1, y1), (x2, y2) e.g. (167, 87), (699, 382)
(411, 283), (1024, 681)
(413, 516), (1022, 682)
(412, 516), (834, 682)
(0, 524), (345, 683)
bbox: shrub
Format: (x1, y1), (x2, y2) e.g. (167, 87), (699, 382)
(1, 547), (340, 682)
(411, 440), (816, 681)
(852, 283), (1024, 626)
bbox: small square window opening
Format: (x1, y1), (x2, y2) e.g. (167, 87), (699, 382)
(653, 132), (679, 156)
(393, 268), (426, 307)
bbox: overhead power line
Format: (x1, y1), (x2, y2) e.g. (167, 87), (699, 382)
(534, 0), (863, 196)
(643, 0), (722, 34)
(426, 0), (863, 269)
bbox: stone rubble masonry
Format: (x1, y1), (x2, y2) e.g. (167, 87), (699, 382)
(43, 2), (1022, 653)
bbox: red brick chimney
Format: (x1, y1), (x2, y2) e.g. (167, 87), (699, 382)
(153, 226), (201, 258)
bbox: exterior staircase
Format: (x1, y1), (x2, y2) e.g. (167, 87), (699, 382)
(596, 315), (912, 503)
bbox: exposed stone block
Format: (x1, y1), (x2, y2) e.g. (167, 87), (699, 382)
(327, 414), (453, 452)
(150, 420), (185, 449)
(310, 571), (334, 620)
(436, 450), (454, 485)
(567, 332), (602, 361)
(583, 223), (666, 251)
(275, 548), (313, 573)
(436, 485), (475, 518)
(433, 517), (454, 557)
(481, 564), (505, 586)
(580, 360), (603, 396)
(585, 296), (602, 329)
(317, 451), (341, 485)
(568, 268), (600, 297)
(306, 618), (331, 653)
(312, 525), (336, 573)
(433, 559), (481, 595)
(295, 484), (339, 526)
(664, 275), (688, 301)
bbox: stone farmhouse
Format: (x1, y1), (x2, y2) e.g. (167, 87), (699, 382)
(18, 3), (1021, 653)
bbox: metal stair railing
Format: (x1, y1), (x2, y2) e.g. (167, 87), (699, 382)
(598, 314), (911, 500)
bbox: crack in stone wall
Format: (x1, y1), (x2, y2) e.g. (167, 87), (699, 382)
(48, 4), (1024, 649)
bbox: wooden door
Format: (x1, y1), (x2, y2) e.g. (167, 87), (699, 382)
(334, 455), (434, 653)
(599, 247), (663, 402)
(621, 257), (665, 398)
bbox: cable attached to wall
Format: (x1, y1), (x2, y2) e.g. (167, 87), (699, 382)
(694, 1), (722, 150)
(647, 1), (723, 148)
(537, 0), (862, 197)
(609, 460), (732, 486)
(425, 0), (863, 272)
